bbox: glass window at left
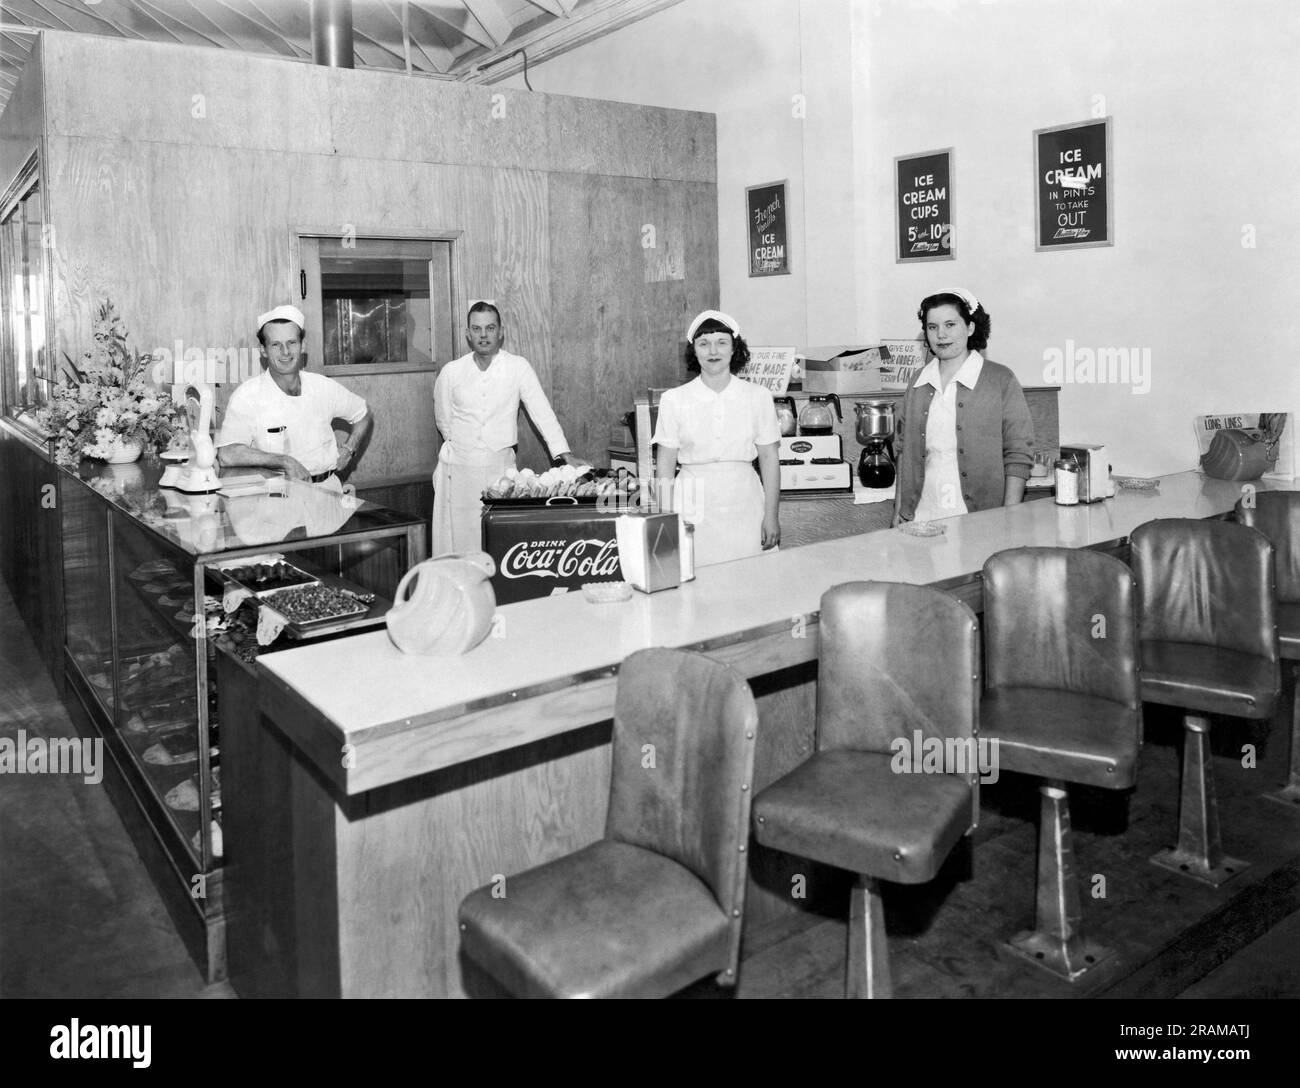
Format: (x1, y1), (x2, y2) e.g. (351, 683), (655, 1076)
(0, 176), (49, 420)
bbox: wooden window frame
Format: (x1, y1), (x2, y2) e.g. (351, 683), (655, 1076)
(291, 227), (464, 377)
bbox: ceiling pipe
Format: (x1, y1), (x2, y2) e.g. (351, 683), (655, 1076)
(310, 0), (354, 69)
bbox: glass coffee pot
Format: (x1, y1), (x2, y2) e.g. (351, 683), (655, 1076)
(798, 393), (842, 436)
(854, 400), (896, 488)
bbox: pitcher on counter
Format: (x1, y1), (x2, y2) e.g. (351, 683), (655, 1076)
(653, 310), (782, 566)
(432, 301), (590, 554)
(892, 289), (1034, 525)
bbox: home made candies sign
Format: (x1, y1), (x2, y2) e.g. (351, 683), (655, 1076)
(895, 149), (953, 262)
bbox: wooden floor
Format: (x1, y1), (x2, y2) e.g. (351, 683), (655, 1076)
(2, 572), (1298, 1000)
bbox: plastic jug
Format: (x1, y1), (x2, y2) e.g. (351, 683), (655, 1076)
(385, 551), (498, 656)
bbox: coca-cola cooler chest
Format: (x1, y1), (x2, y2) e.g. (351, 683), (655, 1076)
(482, 500), (625, 604)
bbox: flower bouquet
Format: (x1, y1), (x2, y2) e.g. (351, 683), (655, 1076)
(35, 300), (181, 469)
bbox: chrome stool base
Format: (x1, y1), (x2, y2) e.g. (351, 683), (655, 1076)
(1153, 714), (1249, 886)
(1006, 781), (1115, 982)
(1150, 846), (1249, 887)
(1262, 782), (1300, 808)
(1006, 928), (1114, 982)
(846, 874), (891, 999)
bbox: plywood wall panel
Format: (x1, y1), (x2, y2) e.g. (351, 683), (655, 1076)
(644, 105), (717, 183)
(546, 174), (719, 462)
(328, 69), (548, 173)
(39, 31), (712, 183)
(545, 94), (714, 183)
(488, 169), (552, 470)
(47, 137), (283, 384)
(326, 370), (438, 481)
(41, 33), (333, 154)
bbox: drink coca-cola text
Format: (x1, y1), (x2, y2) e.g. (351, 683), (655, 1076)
(500, 538), (622, 580)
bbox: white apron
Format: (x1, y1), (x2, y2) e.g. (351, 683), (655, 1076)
(431, 449), (516, 556)
(677, 461), (766, 567)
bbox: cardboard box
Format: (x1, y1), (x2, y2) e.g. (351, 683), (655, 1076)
(801, 345), (885, 395)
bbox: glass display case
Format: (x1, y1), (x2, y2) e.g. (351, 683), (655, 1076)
(59, 457), (426, 979)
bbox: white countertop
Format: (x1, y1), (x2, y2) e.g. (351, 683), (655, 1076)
(259, 472), (1294, 753)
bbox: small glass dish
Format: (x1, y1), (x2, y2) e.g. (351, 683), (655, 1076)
(582, 581), (632, 603)
(1112, 475), (1160, 491)
(898, 520), (946, 538)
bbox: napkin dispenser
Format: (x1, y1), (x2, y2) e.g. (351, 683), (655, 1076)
(1059, 443), (1113, 502)
(615, 513), (681, 593)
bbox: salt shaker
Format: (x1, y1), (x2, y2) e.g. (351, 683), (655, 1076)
(1054, 459), (1080, 505)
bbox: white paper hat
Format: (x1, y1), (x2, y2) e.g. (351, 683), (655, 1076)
(257, 304), (306, 332)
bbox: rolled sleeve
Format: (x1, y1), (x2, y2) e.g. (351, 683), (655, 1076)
(215, 388), (255, 449)
(329, 382), (368, 425)
(651, 391), (680, 449)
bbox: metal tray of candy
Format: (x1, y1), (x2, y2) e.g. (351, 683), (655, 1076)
(255, 577), (391, 640)
(217, 558), (318, 595)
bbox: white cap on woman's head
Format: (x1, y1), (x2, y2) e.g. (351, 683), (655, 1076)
(938, 288), (980, 313)
(687, 310), (740, 341)
(257, 304), (306, 332)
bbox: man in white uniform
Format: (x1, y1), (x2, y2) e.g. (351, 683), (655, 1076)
(217, 304), (372, 484)
(432, 301), (589, 554)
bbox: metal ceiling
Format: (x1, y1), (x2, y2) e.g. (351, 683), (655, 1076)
(0, 0), (682, 110)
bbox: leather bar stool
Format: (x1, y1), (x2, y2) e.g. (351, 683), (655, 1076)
(1235, 491), (1300, 806)
(752, 582), (979, 998)
(457, 647), (758, 998)
(1131, 518), (1280, 886)
(980, 547), (1140, 981)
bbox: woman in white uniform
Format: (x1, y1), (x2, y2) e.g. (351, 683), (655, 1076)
(653, 310), (781, 567)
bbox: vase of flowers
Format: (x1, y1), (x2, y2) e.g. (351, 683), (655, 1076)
(34, 300), (180, 470)
(104, 437), (145, 464)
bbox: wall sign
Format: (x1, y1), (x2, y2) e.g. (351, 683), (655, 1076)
(738, 346), (797, 393)
(895, 149), (954, 262)
(746, 180), (790, 277)
(1034, 117), (1113, 250)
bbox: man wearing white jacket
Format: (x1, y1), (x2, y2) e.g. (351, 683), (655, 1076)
(432, 301), (589, 554)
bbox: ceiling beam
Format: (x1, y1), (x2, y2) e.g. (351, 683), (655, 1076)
(455, 0), (684, 82)
(461, 0), (513, 48)
(412, 1), (495, 51)
(523, 0), (576, 16)
(207, 0), (309, 59)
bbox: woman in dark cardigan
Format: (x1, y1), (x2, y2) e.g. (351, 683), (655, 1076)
(892, 289), (1034, 525)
